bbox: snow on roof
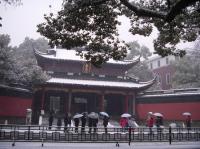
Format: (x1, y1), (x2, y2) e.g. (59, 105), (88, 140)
(139, 92), (200, 98)
(47, 78), (150, 89)
(0, 84), (31, 92)
(41, 48), (138, 65)
(145, 54), (175, 63)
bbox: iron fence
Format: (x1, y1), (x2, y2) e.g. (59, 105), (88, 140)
(0, 125), (200, 144)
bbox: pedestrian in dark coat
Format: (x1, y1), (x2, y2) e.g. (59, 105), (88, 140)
(88, 117), (93, 133)
(155, 116), (163, 133)
(81, 113), (87, 133)
(93, 118), (98, 133)
(74, 117), (79, 133)
(57, 117), (62, 130)
(48, 111), (54, 130)
(64, 113), (71, 132)
(103, 116), (109, 133)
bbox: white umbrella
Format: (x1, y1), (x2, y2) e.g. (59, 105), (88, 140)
(121, 113), (131, 118)
(153, 112), (163, 117)
(88, 112), (99, 119)
(73, 114), (83, 119)
(182, 112), (191, 116)
(100, 112), (109, 117)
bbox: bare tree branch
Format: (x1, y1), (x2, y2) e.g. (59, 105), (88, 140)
(69, 0), (199, 23)
(120, 0), (166, 19)
(120, 0), (199, 22)
(89, 0), (109, 6)
(166, 0), (199, 22)
(167, 0), (171, 10)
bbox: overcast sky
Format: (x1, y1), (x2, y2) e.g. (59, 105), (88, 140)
(0, 0), (191, 52)
(0, 0), (62, 45)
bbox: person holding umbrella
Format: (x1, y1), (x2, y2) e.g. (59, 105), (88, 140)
(146, 112), (154, 134)
(120, 113), (131, 131)
(103, 115), (109, 133)
(154, 113), (164, 133)
(64, 113), (71, 132)
(88, 112), (99, 133)
(92, 117), (99, 133)
(120, 118), (127, 129)
(57, 116), (62, 130)
(183, 112), (192, 130)
(128, 117), (138, 132)
(100, 112), (109, 133)
(93, 117), (98, 133)
(73, 113), (83, 133)
(186, 115), (192, 130)
(88, 116), (93, 133)
(81, 112), (87, 133)
(48, 110), (54, 130)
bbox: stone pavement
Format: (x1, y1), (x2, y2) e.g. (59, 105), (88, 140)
(0, 142), (200, 149)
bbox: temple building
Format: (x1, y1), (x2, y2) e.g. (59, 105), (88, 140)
(32, 48), (155, 124)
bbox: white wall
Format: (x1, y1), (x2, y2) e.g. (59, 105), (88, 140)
(146, 55), (176, 70)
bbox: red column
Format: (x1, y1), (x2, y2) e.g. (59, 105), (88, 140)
(68, 90), (72, 114)
(132, 93), (136, 115)
(124, 95), (129, 113)
(41, 88), (45, 110)
(100, 93), (104, 112)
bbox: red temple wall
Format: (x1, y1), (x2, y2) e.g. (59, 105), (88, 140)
(136, 102), (200, 121)
(0, 96), (32, 117)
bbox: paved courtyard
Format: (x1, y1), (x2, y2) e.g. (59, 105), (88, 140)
(0, 142), (200, 149)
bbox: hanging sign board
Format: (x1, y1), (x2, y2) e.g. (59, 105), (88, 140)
(74, 97), (87, 103)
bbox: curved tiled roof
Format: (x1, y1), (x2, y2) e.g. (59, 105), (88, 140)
(34, 48), (140, 67)
(46, 76), (156, 90)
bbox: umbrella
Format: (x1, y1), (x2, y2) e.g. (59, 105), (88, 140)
(88, 112), (99, 119)
(82, 112), (88, 116)
(148, 112), (153, 115)
(121, 113), (131, 118)
(153, 112), (163, 117)
(100, 112), (109, 117)
(182, 112), (191, 116)
(73, 114), (83, 119)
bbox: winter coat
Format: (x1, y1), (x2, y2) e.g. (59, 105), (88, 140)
(147, 117), (154, 127)
(103, 117), (109, 127)
(81, 116), (87, 127)
(120, 118), (128, 127)
(74, 118), (79, 127)
(64, 115), (71, 126)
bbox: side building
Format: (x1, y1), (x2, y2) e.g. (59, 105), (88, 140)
(145, 55), (177, 90)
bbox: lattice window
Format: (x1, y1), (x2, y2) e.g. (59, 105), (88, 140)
(50, 96), (60, 113)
